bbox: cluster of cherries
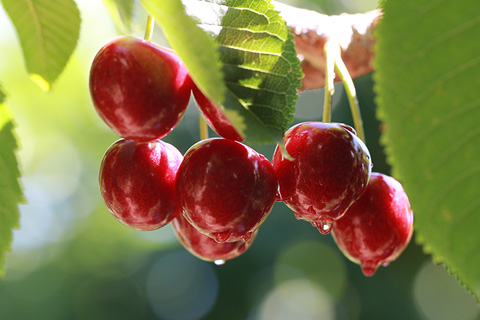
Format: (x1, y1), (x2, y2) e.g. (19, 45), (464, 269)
(89, 35), (414, 276)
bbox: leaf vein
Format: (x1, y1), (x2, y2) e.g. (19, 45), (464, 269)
(428, 165), (480, 219)
(411, 55), (480, 107)
(406, 98), (480, 159)
(218, 44), (283, 56)
(408, 15), (480, 61)
(197, 24), (285, 41)
(26, 0), (47, 75)
(429, 126), (480, 172)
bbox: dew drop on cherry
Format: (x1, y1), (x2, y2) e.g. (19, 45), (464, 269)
(316, 219), (333, 235)
(214, 259), (226, 266)
(361, 260), (379, 277)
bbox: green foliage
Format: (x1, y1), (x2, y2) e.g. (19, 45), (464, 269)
(103, 0), (135, 34)
(183, 0), (302, 144)
(374, 0), (480, 299)
(1, 0), (81, 90)
(0, 88), (23, 276)
(139, 0), (226, 108)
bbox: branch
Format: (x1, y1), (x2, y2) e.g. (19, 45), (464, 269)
(273, 2), (382, 90)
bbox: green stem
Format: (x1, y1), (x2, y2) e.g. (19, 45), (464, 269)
(199, 116), (209, 141)
(334, 54), (366, 142)
(323, 41), (336, 123)
(144, 15), (155, 42)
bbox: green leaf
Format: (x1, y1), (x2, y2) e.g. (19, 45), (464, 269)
(184, 0), (302, 144)
(374, 0), (480, 299)
(103, 0), (135, 34)
(1, 0), (81, 90)
(0, 87), (23, 276)
(139, 0), (226, 109)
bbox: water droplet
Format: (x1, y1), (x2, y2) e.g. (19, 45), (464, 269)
(214, 259), (225, 266)
(316, 219), (333, 235)
(240, 232), (252, 242)
(311, 221), (318, 228)
(382, 262), (390, 267)
(361, 261), (379, 277)
(211, 232), (231, 243)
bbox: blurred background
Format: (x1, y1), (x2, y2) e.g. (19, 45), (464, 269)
(0, 0), (479, 319)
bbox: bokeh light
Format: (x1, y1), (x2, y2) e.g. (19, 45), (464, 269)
(413, 261), (480, 320)
(257, 278), (335, 320)
(274, 240), (347, 298)
(146, 250), (219, 320)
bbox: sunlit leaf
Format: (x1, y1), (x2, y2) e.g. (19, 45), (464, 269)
(1, 0), (81, 89)
(183, 0), (302, 144)
(375, 0), (480, 299)
(0, 87), (23, 276)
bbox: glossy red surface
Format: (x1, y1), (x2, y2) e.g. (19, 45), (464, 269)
(272, 122), (372, 234)
(192, 84), (244, 141)
(173, 213), (256, 263)
(332, 173), (414, 276)
(89, 36), (192, 141)
(176, 138), (278, 243)
(99, 139), (183, 230)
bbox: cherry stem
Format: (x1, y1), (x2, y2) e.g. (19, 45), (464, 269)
(322, 41), (336, 123)
(334, 54), (366, 142)
(199, 116), (209, 140)
(144, 15), (155, 42)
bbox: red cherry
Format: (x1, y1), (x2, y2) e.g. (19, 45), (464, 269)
(176, 138), (278, 243)
(332, 172), (414, 276)
(173, 213), (256, 264)
(192, 84), (244, 141)
(272, 122), (372, 234)
(99, 139), (183, 230)
(89, 36), (192, 141)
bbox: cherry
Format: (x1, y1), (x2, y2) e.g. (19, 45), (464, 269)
(332, 172), (414, 276)
(173, 213), (256, 264)
(192, 84), (244, 141)
(89, 36), (192, 142)
(175, 138), (278, 243)
(271, 122), (372, 234)
(99, 139), (183, 230)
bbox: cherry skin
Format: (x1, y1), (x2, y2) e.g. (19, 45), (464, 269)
(99, 139), (183, 230)
(192, 84), (244, 141)
(172, 213), (256, 264)
(272, 122), (372, 234)
(175, 138), (278, 243)
(332, 172), (414, 276)
(89, 36), (192, 141)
